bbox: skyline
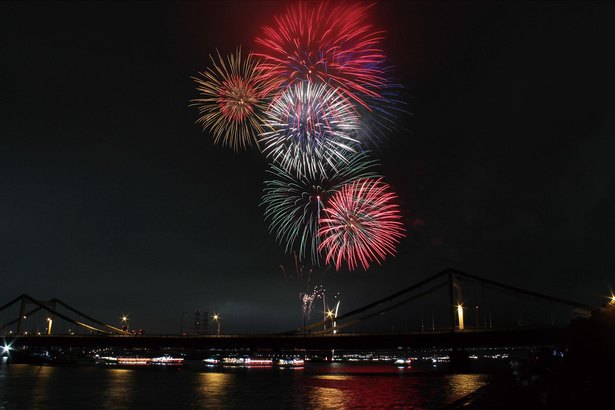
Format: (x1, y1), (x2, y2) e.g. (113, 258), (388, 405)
(1, 1), (615, 333)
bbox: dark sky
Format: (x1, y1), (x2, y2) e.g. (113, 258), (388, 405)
(1, 1), (614, 333)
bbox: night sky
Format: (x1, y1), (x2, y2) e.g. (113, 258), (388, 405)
(1, 1), (615, 333)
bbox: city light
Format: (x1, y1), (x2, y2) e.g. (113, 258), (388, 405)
(212, 314), (221, 335)
(1, 343), (11, 354)
(457, 304), (465, 330)
(121, 315), (129, 331)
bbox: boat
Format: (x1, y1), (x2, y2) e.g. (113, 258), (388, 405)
(277, 358), (304, 367)
(395, 358), (413, 367)
(221, 357), (273, 367)
(97, 354), (184, 367)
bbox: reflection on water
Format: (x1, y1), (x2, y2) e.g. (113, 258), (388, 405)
(309, 386), (351, 409)
(444, 374), (488, 402)
(103, 369), (135, 410)
(31, 366), (56, 409)
(309, 375), (353, 409)
(307, 366), (489, 409)
(194, 372), (232, 409)
(313, 374), (351, 381)
(0, 362), (490, 409)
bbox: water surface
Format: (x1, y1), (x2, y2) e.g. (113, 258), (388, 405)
(0, 362), (489, 409)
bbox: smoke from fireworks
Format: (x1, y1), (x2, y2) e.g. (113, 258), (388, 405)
(192, 49), (270, 151)
(263, 152), (379, 265)
(254, 2), (387, 109)
(318, 178), (405, 271)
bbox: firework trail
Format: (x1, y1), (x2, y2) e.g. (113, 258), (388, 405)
(254, 1), (388, 109)
(279, 253), (328, 326)
(263, 152), (379, 265)
(192, 48), (270, 151)
(301, 284), (325, 323)
(354, 79), (407, 147)
(259, 81), (361, 179)
(318, 178), (405, 271)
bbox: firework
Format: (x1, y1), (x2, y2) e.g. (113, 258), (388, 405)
(318, 178), (405, 271)
(259, 81), (361, 179)
(254, 1), (388, 109)
(192, 48), (269, 151)
(263, 152), (379, 265)
(301, 284), (325, 324)
(354, 79), (407, 147)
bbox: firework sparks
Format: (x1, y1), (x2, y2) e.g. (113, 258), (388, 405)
(318, 178), (405, 271)
(254, 1), (388, 109)
(301, 284), (325, 323)
(279, 253), (330, 328)
(259, 81), (361, 179)
(354, 81), (407, 147)
(192, 48), (270, 151)
(263, 152), (379, 265)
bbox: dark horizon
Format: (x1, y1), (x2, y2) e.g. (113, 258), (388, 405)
(1, 1), (615, 333)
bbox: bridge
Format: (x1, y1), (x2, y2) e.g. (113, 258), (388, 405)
(6, 327), (572, 351)
(0, 269), (597, 351)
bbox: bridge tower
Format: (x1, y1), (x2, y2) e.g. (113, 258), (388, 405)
(448, 271), (464, 331)
(17, 297), (57, 335)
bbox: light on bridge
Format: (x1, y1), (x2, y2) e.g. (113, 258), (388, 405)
(212, 314), (221, 335)
(1, 343), (11, 355)
(457, 304), (465, 330)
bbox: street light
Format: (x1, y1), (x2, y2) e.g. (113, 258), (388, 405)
(212, 314), (221, 335)
(121, 315), (129, 331)
(1, 342), (12, 356)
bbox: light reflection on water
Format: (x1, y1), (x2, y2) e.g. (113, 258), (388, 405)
(104, 369), (135, 410)
(309, 386), (351, 409)
(194, 372), (232, 409)
(0, 362), (489, 409)
(31, 365), (56, 409)
(445, 374), (488, 401)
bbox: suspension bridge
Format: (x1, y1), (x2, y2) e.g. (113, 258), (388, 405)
(1, 269), (598, 351)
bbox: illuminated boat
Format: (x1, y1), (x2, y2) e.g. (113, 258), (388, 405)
(394, 358), (412, 367)
(99, 355), (184, 367)
(277, 358), (304, 367)
(203, 357), (220, 366)
(221, 357), (273, 367)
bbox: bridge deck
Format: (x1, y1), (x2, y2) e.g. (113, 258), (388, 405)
(5, 326), (571, 350)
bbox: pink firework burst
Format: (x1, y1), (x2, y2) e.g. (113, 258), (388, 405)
(318, 178), (405, 271)
(254, 1), (387, 109)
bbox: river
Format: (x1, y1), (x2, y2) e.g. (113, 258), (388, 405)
(0, 362), (490, 409)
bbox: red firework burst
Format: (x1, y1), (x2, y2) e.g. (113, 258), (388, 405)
(254, 1), (387, 108)
(318, 178), (405, 271)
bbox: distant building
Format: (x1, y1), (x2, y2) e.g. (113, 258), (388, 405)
(192, 310), (209, 334)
